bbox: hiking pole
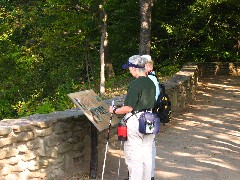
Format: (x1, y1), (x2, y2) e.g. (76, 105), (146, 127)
(101, 100), (114, 180)
(117, 141), (123, 180)
(117, 118), (128, 180)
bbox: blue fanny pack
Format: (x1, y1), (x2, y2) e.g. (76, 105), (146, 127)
(138, 111), (160, 135)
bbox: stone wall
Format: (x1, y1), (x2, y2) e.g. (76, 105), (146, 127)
(0, 111), (92, 179)
(163, 63), (198, 111)
(198, 62), (240, 76)
(1, 62), (236, 179)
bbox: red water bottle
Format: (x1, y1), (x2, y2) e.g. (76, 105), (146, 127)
(118, 119), (127, 141)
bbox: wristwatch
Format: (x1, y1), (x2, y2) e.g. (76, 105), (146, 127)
(113, 106), (118, 114)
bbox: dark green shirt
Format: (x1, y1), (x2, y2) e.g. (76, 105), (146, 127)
(124, 76), (156, 111)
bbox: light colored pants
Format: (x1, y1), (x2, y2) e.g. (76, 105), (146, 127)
(124, 112), (155, 180)
(152, 141), (156, 177)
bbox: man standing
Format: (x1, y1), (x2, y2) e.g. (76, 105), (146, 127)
(141, 55), (160, 180)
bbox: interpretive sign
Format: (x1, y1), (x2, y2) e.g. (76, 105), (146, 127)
(68, 89), (119, 131)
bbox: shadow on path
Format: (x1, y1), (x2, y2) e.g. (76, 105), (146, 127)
(97, 76), (240, 180)
(154, 76), (240, 180)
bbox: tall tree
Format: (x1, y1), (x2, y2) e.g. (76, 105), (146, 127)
(139, 0), (153, 55)
(99, 1), (108, 96)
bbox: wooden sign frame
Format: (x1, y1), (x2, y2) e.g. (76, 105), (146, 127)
(68, 89), (119, 131)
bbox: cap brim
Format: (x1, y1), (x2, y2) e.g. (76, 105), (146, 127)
(122, 64), (129, 69)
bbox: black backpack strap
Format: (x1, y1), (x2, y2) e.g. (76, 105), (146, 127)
(125, 108), (152, 122)
(148, 72), (159, 81)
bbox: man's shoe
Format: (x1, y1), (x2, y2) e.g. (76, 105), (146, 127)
(151, 177), (154, 180)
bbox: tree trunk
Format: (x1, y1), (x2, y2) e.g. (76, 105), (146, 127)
(99, 2), (108, 96)
(139, 0), (153, 55)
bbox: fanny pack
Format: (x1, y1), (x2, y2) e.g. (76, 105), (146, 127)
(124, 109), (160, 135)
(138, 111), (160, 135)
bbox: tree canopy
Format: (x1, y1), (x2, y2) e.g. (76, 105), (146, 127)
(0, 0), (239, 119)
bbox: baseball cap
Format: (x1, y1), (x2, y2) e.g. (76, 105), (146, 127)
(122, 60), (144, 69)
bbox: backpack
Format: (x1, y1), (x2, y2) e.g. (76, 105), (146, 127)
(148, 73), (172, 125)
(153, 83), (172, 125)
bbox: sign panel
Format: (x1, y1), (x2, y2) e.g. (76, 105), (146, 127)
(68, 89), (119, 131)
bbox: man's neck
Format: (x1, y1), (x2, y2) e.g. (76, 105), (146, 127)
(136, 72), (147, 78)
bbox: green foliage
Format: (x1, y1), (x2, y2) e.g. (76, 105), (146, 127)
(0, 0), (239, 119)
(104, 72), (133, 99)
(151, 0), (240, 64)
(0, 99), (18, 120)
(156, 63), (180, 77)
(106, 0), (140, 73)
(0, 0), (101, 119)
(35, 100), (55, 115)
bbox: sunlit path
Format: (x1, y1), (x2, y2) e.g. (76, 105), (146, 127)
(155, 76), (240, 180)
(95, 76), (240, 180)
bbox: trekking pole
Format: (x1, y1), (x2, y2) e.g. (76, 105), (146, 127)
(117, 141), (123, 180)
(101, 100), (114, 180)
(117, 118), (128, 180)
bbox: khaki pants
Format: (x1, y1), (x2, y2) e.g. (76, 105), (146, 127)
(152, 141), (156, 177)
(124, 112), (155, 180)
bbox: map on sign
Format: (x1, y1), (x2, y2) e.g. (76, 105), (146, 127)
(68, 89), (119, 131)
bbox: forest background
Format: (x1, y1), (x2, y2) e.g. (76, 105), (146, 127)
(0, 0), (239, 120)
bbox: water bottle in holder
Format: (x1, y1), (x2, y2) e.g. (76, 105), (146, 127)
(118, 119), (127, 141)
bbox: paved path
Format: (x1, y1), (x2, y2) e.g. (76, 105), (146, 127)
(98, 76), (240, 180)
